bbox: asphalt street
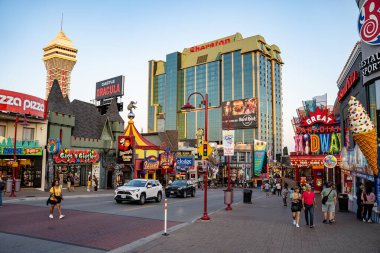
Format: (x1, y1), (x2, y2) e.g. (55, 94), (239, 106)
(0, 188), (247, 253)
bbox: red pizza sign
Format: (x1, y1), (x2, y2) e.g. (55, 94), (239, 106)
(0, 89), (47, 119)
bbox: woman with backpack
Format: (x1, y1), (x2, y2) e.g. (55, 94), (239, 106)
(361, 184), (376, 223)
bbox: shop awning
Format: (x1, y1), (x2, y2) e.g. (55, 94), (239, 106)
(123, 118), (161, 150)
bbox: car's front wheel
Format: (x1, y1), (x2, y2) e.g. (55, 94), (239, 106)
(191, 189), (195, 197)
(156, 192), (162, 202)
(183, 191), (187, 198)
(139, 193), (146, 205)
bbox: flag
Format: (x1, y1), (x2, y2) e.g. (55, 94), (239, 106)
(313, 93), (327, 109)
(302, 99), (316, 117)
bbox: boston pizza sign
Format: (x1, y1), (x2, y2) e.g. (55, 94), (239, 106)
(358, 0), (380, 46)
(0, 89), (47, 119)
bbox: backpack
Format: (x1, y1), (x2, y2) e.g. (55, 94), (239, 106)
(0, 181), (5, 191)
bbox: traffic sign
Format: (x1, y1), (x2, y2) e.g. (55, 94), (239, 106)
(197, 141), (212, 158)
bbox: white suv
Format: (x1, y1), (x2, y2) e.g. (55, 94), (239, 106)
(114, 179), (163, 205)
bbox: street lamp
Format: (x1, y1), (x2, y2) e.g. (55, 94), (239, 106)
(10, 115), (28, 197)
(182, 92), (210, 221)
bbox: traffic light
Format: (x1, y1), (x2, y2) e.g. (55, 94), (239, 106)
(203, 143), (208, 157)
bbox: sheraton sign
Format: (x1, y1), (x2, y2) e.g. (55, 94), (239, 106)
(190, 38), (231, 53)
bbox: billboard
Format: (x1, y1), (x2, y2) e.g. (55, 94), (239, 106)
(254, 140), (267, 176)
(95, 75), (124, 101)
(0, 89), (47, 119)
(117, 136), (134, 164)
(222, 98), (257, 129)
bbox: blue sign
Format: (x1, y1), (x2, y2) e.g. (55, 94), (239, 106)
(376, 176), (380, 207)
(176, 157), (194, 167)
(254, 150), (266, 176)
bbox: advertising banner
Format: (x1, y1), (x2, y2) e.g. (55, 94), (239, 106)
(143, 156), (159, 170)
(0, 147), (42, 156)
(0, 89), (47, 119)
(95, 75), (124, 101)
(254, 140), (267, 176)
(176, 157), (194, 167)
(222, 130), (235, 156)
(222, 98), (257, 129)
(118, 136), (134, 164)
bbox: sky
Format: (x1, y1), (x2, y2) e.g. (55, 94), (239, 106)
(0, 0), (360, 151)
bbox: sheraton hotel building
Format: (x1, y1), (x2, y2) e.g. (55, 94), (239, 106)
(148, 33), (284, 159)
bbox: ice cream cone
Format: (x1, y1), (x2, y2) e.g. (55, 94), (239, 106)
(353, 129), (378, 175)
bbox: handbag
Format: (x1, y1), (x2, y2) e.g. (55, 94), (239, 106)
(322, 189), (333, 205)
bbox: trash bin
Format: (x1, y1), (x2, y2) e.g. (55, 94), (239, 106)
(338, 193), (349, 212)
(15, 179), (21, 192)
(243, 189), (252, 204)
(6, 179), (12, 193)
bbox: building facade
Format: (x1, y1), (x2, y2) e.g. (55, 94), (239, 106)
(147, 33), (284, 159)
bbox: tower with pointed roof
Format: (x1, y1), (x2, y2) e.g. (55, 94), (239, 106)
(43, 30), (77, 99)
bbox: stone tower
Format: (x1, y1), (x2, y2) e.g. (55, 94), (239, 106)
(43, 30), (77, 99)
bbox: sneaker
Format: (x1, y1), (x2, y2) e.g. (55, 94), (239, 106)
(296, 224), (300, 228)
(293, 220), (296, 225)
(367, 219), (372, 223)
(59, 215), (65, 219)
(310, 225), (315, 228)
(329, 220), (333, 225)
(363, 218), (366, 223)
(323, 220), (327, 224)
(49, 214), (53, 219)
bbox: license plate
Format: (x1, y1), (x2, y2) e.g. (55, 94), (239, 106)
(170, 191), (174, 194)
(121, 194), (127, 198)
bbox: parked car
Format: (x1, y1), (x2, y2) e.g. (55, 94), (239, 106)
(165, 180), (195, 198)
(114, 179), (163, 205)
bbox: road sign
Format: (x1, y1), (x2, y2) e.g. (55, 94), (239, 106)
(197, 141), (212, 158)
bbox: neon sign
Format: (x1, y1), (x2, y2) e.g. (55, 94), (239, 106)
(300, 107), (337, 126)
(190, 38), (231, 53)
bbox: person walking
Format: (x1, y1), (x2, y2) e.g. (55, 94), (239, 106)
(66, 174), (71, 192)
(87, 173), (92, 192)
(282, 185), (289, 206)
(362, 184), (376, 223)
(276, 182), (282, 196)
(302, 184), (316, 228)
(0, 177), (5, 207)
(291, 186), (302, 227)
(321, 182), (337, 224)
(264, 182), (270, 197)
(48, 179), (65, 219)
(69, 173), (75, 192)
(356, 183), (364, 220)
(93, 175), (98, 192)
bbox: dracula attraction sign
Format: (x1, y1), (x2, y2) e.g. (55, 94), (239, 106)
(95, 76), (124, 101)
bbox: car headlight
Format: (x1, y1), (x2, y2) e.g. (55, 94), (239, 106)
(178, 187), (183, 191)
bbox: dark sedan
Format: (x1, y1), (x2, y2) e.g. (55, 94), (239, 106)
(165, 180), (195, 198)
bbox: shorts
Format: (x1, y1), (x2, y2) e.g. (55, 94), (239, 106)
(265, 189), (269, 192)
(322, 203), (335, 212)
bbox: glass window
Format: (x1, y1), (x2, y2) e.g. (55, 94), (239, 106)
(223, 53), (232, 101)
(0, 125), (5, 137)
(233, 51), (242, 99)
(23, 128), (34, 141)
(239, 152), (246, 162)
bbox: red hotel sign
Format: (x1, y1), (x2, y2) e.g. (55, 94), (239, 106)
(190, 38), (231, 53)
(337, 71), (359, 102)
(0, 89), (47, 119)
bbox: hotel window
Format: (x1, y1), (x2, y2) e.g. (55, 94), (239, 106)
(0, 125), (5, 137)
(239, 152), (246, 162)
(23, 128), (34, 141)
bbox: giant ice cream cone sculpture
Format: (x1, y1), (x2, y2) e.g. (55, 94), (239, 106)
(348, 96), (378, 175)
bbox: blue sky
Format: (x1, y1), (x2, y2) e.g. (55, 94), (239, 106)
(0, 0), (360, 151)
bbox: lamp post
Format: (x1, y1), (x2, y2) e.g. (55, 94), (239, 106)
(182, 92), (210, 221)
(9, 115), (28, 197)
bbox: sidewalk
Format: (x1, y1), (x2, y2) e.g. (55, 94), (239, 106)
(2, 187), (114, 203)
(130, 190), (380, 253)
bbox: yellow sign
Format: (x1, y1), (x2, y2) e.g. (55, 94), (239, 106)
(12, 162), (18, 168)
(197, 141), (212, 158)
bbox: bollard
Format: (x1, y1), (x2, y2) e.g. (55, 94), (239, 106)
(163, 199), (168, 236)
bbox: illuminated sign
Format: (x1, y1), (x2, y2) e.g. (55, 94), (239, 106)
(0, 89), (47, 119)
(159, 151), (175, 169)
(0, 147), (42, 156)
(190, 38), (231, 53)
(337, 71), (359, 101)
(294, 132), (341, 155)
(295, 126), (341, 134)
(95, 75), (124, 101)
(300, 107), (337, 126)
(143, 156), (159, 170)
(54, 149), (99, 163)
(358, 0), (380, 45)
(118, 136), (134, 164)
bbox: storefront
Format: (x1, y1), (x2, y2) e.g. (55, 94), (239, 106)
(0, 147), (43, 188)
(53, 149), (99, 186)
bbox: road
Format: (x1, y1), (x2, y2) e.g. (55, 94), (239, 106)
(0, 188), (249, 253)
